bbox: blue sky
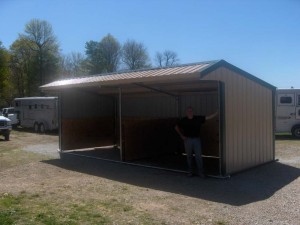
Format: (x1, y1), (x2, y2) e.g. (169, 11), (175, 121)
(1, 0), (299, 88)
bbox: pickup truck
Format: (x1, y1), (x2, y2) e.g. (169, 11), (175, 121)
(1, 107), (19, 127)
(0, 115), (12, 141)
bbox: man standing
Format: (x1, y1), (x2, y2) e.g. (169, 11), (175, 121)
(175, 106), (217, 177)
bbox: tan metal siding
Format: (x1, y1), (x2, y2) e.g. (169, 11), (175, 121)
(60, 90), (116, 151)
(122, 92), (218, 118)
(62, 90), (114, 119)
(122, 94), (177, 118)
(180, 93), (218, 117)
(202, 67), (274, 174)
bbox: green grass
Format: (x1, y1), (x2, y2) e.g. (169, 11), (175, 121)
(0, 192), (111, 225)
(0, 192), (162, 225)
(0, 148), (50, 171)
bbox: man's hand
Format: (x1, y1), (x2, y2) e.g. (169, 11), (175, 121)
(175, 125), (186, 141)
(181, 135), (187, 141)
(206, 111), (218, 120)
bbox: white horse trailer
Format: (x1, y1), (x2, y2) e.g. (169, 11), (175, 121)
(14, 97), (58, 133)
(276, 89), (300, 138)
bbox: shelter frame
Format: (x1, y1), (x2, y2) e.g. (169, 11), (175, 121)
(58, 80), (224, 176)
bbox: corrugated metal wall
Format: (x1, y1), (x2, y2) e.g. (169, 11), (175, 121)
(122, 94), (177, 118)
(60, 89), (116, 150)
(121, 89), (219, 164)
(122, 92), (218, 118)
(180, 92), (218, 116)
(62, 89), (114, 119)
(202, 67), (274, 174)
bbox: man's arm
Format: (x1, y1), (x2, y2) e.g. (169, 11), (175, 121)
(205, 111), (218, 120)
(175, 125), (186, 140)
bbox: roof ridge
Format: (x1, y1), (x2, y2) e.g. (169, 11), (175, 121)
(56, 60), (221, 81)
(114, 59), (221, 74)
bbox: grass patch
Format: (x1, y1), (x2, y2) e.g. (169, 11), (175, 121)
(0, 131), (54, 171)
(0, 148), (50, 171)
(0, 192), (162, 225)
(214, 220), (228, 225)
(0, 194), (24, 225)
(100, 198), (133, 212)
(0, 192), (111, 225)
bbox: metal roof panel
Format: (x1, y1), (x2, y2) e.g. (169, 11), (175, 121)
(40, 61), (218, 90)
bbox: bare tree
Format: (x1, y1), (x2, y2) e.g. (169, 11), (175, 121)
(22, 19), (57, 51)
(122, 39), (151, 70)
(60, 52), (87, 78)
(154, 50), (179, 67)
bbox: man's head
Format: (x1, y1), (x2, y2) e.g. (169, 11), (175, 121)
(186, 106), (194, 119)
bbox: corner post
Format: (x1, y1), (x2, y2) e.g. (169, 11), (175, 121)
(119, 87), (123, 161)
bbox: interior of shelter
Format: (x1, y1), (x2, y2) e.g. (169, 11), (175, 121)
(59, 80), (223, 176)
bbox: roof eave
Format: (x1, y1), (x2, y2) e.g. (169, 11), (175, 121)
(200, 60), (276, 90)
(40, 71), (203, 92)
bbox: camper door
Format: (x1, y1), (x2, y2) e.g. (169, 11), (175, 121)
(296, 93), (300, 120)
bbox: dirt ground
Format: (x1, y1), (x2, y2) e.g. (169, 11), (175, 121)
(0, 131), (299, 225)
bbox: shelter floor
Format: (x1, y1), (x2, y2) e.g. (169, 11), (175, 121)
(62, 147), (221, 176)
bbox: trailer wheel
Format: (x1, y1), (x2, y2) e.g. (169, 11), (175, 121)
(4, 133), (10, 141)
(34, 123), (39, 133)
(39, 123), (46, 133)
(292, 125), (300, 139)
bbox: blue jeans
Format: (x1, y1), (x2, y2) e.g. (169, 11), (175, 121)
(184, 138), (203, 174)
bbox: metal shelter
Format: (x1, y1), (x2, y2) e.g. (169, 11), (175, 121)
(41, 60), (276, 177)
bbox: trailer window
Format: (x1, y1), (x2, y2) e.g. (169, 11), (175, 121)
(29, 105), (32, 110)
(298, 95), (300, 105)
(280, 96), (292, 104)
(8, 109), (14, 113)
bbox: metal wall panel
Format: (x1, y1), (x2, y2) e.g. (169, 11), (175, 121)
(202, 67), (274, 174)
(122, 94), (178, 118)
(60, 89), (116, 151)
(122, 92), (218, 118)
(61, 89), (114, 119)
(180, 92), (218, 116)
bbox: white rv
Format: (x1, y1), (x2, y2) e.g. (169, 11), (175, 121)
(276, 89), (300, 138)
(14, 97), (58, 133)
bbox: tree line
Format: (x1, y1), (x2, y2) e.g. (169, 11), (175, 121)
(0, 19), (180, 107)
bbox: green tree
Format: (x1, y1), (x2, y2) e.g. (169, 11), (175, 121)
(17, 19), (60, 94)
(122, 39), (151, 70)
(0, 41), (14, 107)
(85, 40), (103, 74)
(85, 34), (121, 74)
(10, 38), (35, 96)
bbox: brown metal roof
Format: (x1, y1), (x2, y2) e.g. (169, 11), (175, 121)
(40, 61), (218, 91)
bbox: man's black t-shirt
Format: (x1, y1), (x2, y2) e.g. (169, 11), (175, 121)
(177, 116), (206, 138)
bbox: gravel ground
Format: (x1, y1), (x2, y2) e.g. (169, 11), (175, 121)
(23, 142), (60, 158)
(1, 133), (299, 225)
